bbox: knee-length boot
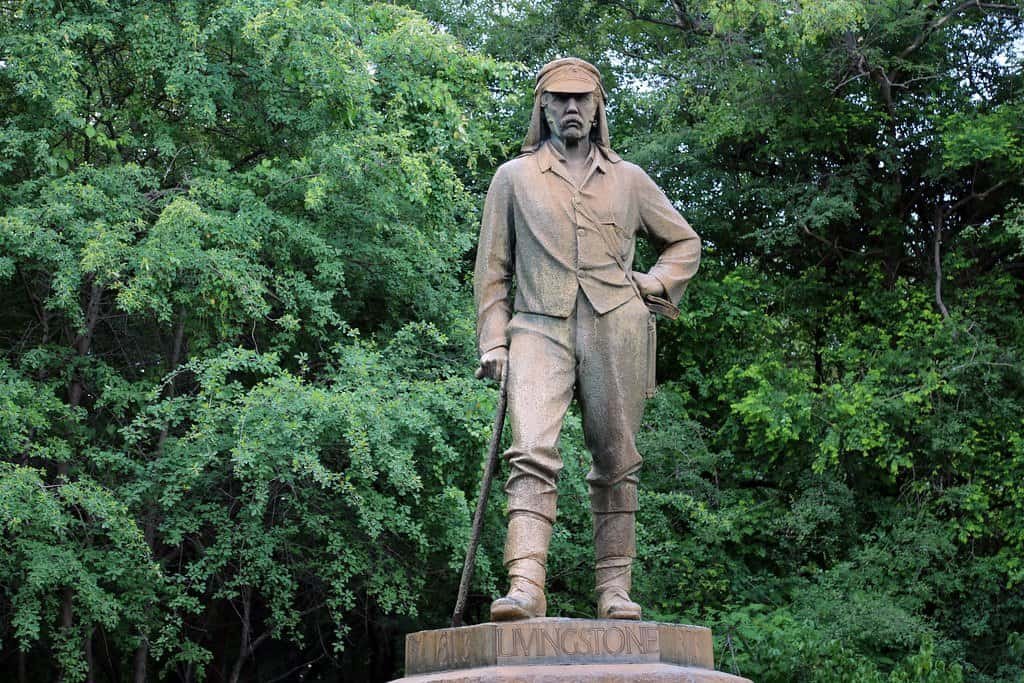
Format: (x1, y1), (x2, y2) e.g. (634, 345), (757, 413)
(594, 511), (641, 620)
(491, 511), (551, 621)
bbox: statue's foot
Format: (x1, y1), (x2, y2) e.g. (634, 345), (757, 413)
(597, 588), (641, 620)
(490, 584), (546, 621)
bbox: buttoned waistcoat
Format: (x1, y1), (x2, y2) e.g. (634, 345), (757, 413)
(474, 142), (701, 356)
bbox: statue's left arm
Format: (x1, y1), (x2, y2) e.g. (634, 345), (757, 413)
(633, 168), (702, 304)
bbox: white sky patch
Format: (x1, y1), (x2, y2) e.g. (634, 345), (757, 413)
(995, 34), (1024, 66)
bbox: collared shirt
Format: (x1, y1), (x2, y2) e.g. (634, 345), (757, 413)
(474, 141), (701, 356)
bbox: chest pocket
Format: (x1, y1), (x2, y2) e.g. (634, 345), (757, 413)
(596, 206), (632, 258)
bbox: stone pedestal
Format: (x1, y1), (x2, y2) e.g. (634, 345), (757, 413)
(392, 618), (752, 682)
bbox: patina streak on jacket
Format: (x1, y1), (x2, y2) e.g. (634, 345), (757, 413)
(474, 142), (701, 356)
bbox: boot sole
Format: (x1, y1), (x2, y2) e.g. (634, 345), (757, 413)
(598, 600), (642, 620)
(491, 599), (543, 621)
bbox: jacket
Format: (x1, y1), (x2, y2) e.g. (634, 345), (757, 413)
(474, 141), (701, 356)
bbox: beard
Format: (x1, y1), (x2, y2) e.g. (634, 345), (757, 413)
(562, 125), (585, 141)
(559, 118), (588, 141)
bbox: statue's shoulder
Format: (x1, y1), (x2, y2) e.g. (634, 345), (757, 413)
(614, 158), (660, 189)
(505, 151), (537, 169)
(490, 153), (536, 184)
(613, 157), (644, 175)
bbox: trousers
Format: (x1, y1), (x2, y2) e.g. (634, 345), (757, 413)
(503, 290), (652, 522)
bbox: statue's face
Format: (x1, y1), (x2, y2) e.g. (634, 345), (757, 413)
(541, 91), (598, 143)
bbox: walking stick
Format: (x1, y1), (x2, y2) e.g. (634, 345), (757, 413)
(451, 366), (508, 628)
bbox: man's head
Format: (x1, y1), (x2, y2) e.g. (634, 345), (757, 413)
(522, 57), (611, 152)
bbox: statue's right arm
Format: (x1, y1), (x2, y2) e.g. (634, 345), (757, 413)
(473, 165), (514, 380)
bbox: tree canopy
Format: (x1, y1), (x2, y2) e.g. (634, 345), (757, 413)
(2, 0), (1023, 681)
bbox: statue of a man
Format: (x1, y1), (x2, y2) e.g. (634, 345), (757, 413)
(474, 58), (701, 622)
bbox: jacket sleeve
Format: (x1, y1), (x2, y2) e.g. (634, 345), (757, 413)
(474, 164), (515, 357)
(635, 168), (701, 305)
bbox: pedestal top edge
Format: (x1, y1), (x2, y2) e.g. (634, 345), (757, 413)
(408, 618), (710, 637)
(394, 662), (752, 683)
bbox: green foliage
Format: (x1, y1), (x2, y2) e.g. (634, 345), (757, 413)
(2, 0), (1023, 680)
(1, 0), (511, 679)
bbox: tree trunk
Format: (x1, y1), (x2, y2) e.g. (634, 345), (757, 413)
(812, 325), (824, 390)
(61, 586), (74, 630)
(933, 204), (950, 320)
(228, 587), (253, 683)
(56, 587), (74, 683)
(85, 629), (96, 683)
(132, 635), (148, 683)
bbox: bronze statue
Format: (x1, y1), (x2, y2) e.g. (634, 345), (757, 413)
(474, 58), (701, 622)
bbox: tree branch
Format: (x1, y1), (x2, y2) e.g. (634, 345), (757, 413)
(597, 0), (712, 34)
(900, 0), (1022, 59)
(948, 178), (1010, 213)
